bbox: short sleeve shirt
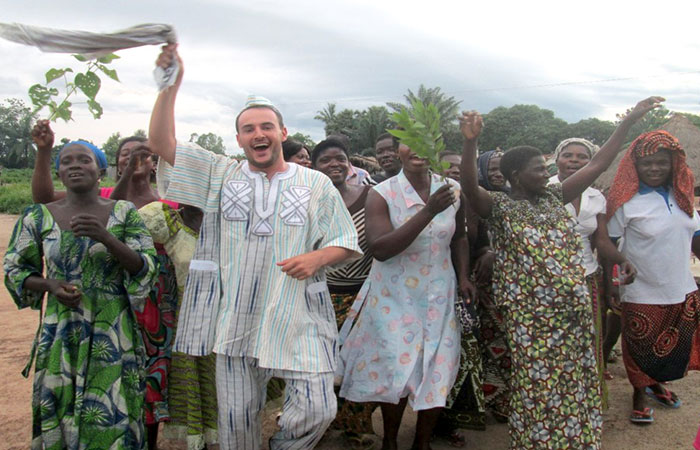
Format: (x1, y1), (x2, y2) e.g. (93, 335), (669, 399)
(608, 187), (700, 305)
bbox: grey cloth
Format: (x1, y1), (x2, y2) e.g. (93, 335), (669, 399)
(0, 22), (180, 90)
(0, 22), (176, 59)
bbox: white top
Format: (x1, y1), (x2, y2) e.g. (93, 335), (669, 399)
(608, 187), (700, 305)
(549, 175), (606, 276)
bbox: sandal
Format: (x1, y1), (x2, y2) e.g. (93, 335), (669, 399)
(629, 407), (654, 425)
(604, 370), (614, 380)
(645, 386), (682, 408)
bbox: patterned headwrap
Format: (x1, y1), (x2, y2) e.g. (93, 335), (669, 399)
(477, 150), (507, 192)
(55, 140), (108, 171)
(606, 130), (694, 218)
(553, 138), (599, 162)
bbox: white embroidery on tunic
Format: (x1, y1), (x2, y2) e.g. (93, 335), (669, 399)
(222, 180), (252, 221)
(280, 186), (311, 226)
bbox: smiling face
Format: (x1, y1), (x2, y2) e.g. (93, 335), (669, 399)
(635, 149), (672, 187)
(556, 143), (591, 181)
(516, 155), (549, 195)
(57, 144), (100, 192)
(236, 107), (288, 172)
(375, 137), (401, 175)
(289, 147), (312, 168)
(487, 155), (505, 188)
(314, 146), (350, 186)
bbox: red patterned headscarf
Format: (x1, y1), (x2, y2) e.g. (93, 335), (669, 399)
(607, 130), (694, 218)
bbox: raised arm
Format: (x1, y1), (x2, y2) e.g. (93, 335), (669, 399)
(561, 96), (665, 204)
(30, 120), (65, 203)
(459, 111), (493, 218)
(148, 44), (183, 166)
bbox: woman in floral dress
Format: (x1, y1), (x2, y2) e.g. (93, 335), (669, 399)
(138, 201), (220, 449)
(338, 142), (474, 450)
(4, 141), (158, 449)
(458, 97), (663, 449)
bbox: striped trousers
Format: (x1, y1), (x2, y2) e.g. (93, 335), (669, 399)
(216, 355), (336, 449)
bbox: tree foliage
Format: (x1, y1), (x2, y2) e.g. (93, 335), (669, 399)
(565, 118), (616, 146)
(0, 98), (37, 168)
(101, 129), (147, 166)
(190, 132), (226, 155)
(288, 132), (316, 148)
(479, 104), (568, 154)
(314, 103), (394, 154)
(615, 106), (672, 140)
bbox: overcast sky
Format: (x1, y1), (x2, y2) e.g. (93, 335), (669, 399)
(1, 0), (699, 153)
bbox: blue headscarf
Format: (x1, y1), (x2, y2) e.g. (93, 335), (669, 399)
(55, 140), (108, 171)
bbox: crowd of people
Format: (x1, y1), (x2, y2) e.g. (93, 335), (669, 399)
(4, 43), (700, 450)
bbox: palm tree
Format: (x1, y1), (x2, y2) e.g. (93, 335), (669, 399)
(388, 85), (462, 150)
(314, 103), (338, 135)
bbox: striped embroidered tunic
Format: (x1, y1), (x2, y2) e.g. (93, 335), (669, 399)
(159, 142), (361, 373)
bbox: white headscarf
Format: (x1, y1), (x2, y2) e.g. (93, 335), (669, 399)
(553, 138), (599, 162)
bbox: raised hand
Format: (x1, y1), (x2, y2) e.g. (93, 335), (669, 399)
(626, 96), (665, 122)
(31, 119), (54, 151)
(125, 145), (155, 178)
(426, 184), (456, 216)
(47, 279), (82, 308)
(156, 43), (184, 88)
(70, 214), (110, 243)
(458, 110), (483, 141)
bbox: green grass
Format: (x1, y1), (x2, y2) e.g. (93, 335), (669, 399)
(0, 168), (116, 215)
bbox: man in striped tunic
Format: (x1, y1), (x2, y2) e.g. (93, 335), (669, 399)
(149, 45), (361, 450)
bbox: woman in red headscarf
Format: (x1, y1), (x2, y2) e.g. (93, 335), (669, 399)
(607, 130), (700, 425)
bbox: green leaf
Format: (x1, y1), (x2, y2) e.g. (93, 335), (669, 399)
(97, 64), (120, 82)
(75, 71), (101, 100)
(45, 68), (73, 84)
(87, 99), (103, 119)
(97, 53), (120, 64)
(28, 84), (51, 107)
(72, 54), (88, 62)
(50, 101), (73, 122)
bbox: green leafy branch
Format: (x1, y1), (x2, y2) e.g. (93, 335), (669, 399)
(388, 99), (449, 176)
(28, 53), (120, 122)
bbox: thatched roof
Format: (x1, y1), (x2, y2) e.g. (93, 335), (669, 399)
(594, 114), (700, 190)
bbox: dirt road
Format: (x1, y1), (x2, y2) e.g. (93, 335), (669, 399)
(1, 213), (698, 449)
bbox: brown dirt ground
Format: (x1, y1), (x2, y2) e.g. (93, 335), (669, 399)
(1, 212), (699, 450)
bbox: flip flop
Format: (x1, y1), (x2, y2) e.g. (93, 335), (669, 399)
(629, 407), (654, 425)
(604, 370), (614, 380)
(645, 386), (682, 408)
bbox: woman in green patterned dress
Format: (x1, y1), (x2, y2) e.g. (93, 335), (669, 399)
(457, 97), (662, 449)
(4, 142), (159, 449)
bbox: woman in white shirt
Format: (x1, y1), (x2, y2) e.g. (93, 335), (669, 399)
(607, 130), (700, 424)
(550, 138), (635, 407)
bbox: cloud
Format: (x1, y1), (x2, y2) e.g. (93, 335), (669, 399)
(0, 0), (698, 152)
